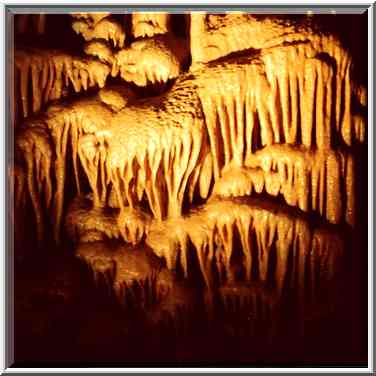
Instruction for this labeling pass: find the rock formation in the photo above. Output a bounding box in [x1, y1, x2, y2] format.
[11, 11, 367, 354]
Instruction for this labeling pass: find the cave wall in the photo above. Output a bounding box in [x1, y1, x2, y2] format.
[10, 11, 368, 365]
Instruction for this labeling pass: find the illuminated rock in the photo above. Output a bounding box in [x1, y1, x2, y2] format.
[12, 12, 366, 328]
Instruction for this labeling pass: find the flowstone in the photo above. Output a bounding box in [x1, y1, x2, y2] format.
[12, 11, 367, 362]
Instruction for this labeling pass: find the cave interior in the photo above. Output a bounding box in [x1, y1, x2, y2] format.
[10, 10, 368, 367]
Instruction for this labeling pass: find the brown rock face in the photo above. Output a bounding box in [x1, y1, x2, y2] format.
[11, 11, 367, 364]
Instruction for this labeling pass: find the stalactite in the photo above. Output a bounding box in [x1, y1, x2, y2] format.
[78, 134, 104, 208]
[15, 122, 53, 245]
[50, 115, 70, 243]
[146, 197, 344, 305]
[65, 195, 121, 242]
[14, 48, 110, 119]
[84, 40, 114, 65]
[71, 17, 126, 48]
[212, 145, 354, 225]
[196, 37, 365, 174]
[75, 239, 176, 308]
[67, 83, 206, 222]
[14, 93, 116, 243]
[117, 207, 151, 245]
[132, 12, 171, 38]
[199, 152, 213, 200]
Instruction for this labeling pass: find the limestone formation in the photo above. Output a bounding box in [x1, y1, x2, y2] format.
[12, 11, 367, 332]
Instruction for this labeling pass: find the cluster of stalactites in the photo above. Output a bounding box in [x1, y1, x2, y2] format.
[114, 34, 188, 87]
[15, 41, 365, 244]
[195, 42, 364, 225]
[10, 163, 27, 232]
[74, 12, 186, 88]
[146, 198, 343, 299]
[71, 12, 171, 45]
[14, 48, 111, 119]
[75, 239, 200, 324]
[71, 13, 126, 49]
[13, 14, 366, 245]
[14, 121, 53, 244]
[14, 94, 116, 244]
[65, 194, 342, 321]
[15, 80, 205, 244]
[132, 12, 171, 38]
[190, 12, 361, 71]
[214, 145, 355, 226]
[197, 42, 365, 172]
[65, 194, 152, 246]
[77, 109, 205, 221]
[14, 14, 186, 123]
